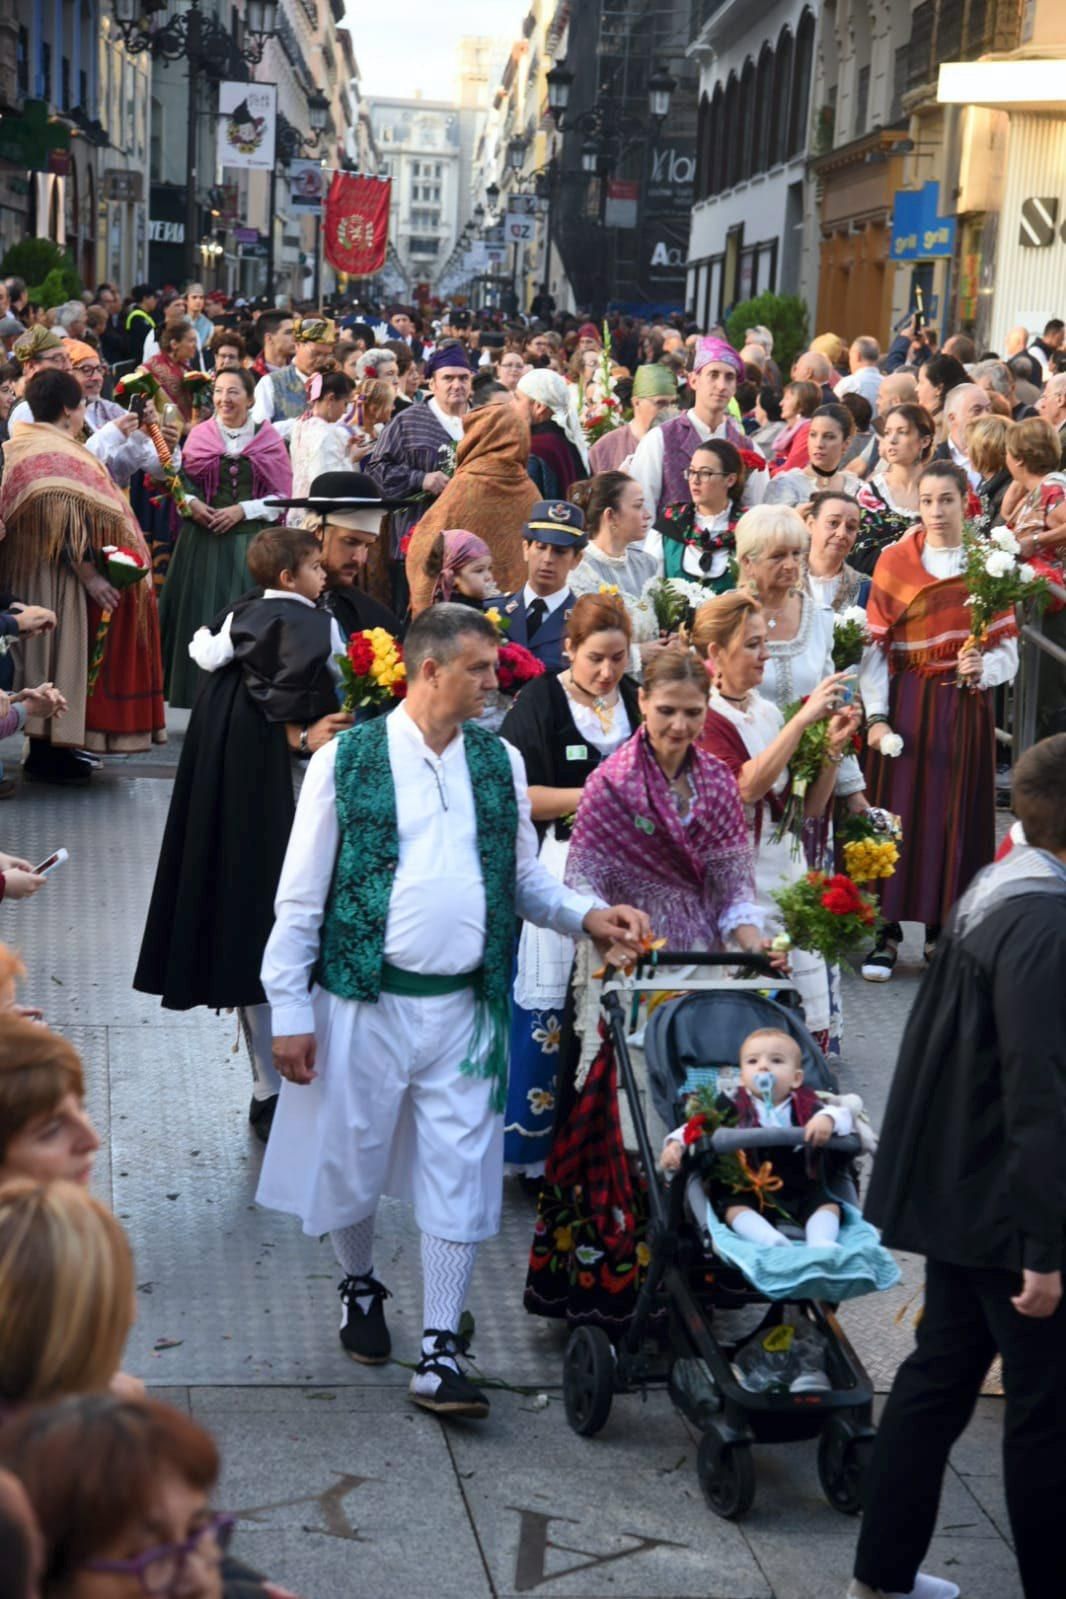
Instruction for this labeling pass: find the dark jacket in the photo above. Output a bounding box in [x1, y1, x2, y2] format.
[864, 871, 1066, 1275]
[231, 597, 338, 724]
[496, 587, 575, 674]
[499, 669, 642, 843]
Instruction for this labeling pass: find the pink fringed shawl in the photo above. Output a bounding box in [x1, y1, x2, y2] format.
[181, 418, 292, 505]
[565, 727, 758, 949]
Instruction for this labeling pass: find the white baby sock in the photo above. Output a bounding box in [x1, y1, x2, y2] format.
[805, 1207, 841, 1247]
[730, 1209, 791, 1247]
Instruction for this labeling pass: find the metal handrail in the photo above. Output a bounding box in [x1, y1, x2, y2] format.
[1009, 583, 1066, 762]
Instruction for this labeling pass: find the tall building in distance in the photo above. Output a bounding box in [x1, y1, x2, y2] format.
[370, 93, 475, 295]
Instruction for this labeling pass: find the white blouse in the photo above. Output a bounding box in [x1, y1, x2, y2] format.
[762, 593, 864, 798]
[568, 693, 632, 757]
[202, 417, 281, 526]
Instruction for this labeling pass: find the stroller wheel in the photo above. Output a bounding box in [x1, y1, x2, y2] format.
[817, 1419, 873, 1515]
[562, 1326, 614, 1437]
[697, 1427, 756, 1520]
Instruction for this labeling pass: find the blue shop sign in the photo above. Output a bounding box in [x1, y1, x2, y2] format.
[889, 182, 957, 261]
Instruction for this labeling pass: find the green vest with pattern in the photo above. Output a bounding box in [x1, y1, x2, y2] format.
[315, 713, 519, 1109]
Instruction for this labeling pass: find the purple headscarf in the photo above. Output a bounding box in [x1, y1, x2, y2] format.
[429, 528, 492, 603]
[565, 726, 758, 949]
[693, 336, 744, 378]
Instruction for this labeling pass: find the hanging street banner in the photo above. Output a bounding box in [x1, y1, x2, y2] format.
[323, 172, 391, 276]
[290, 159, 326, 214]
[504, 193, 538, 242]
[217, 81, 277, 171]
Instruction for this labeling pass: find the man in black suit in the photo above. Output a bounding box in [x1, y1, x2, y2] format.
[496, 500, 586, 674]
[267, 470, 405, 640]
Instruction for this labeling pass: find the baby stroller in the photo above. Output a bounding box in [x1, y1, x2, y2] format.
[560, 951, 881, 1521]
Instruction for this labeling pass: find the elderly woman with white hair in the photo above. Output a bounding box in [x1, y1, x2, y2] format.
[736, 502, 868, 804]
[515, 368, 589, 497]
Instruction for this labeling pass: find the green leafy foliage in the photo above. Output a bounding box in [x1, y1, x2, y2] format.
[0, 239, 82, 306]
[725, 293, 809, 374]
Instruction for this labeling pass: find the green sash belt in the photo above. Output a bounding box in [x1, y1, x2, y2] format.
[379, 962, 481, 998]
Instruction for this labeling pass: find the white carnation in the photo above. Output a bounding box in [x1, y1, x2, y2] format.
[989, 527, 1020, 554]
[1019, 563, 1036, 583]
[836, 605, 869, 629]
[880, 733, 904, 758]
[984, 549, 1015, 578]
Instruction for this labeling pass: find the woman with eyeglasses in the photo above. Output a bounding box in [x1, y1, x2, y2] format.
[6, 327, 73, 429]
[646, 438, 750, 593]
[65, 341, 182, 494]
[0, 1394, 296, 1598]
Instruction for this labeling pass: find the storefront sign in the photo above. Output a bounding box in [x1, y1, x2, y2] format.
[889, 182, 957, 260]
[604, 180, 638, 230]
[289, 160, 325, 214]
[1018, 196, 1066, 247]
[149, 219, 184, 243]
[105, 170, 143, 203]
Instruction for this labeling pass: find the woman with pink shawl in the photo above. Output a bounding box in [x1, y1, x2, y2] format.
[160, 367, 292, 707]
[565, 647, 763, 956]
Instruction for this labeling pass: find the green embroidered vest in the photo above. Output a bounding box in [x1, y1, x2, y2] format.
[316, 714, 519, 1110]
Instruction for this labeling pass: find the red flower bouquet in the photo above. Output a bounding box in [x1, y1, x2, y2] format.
[496, 639, 546, 695]
[87, 546, 151, 694]
[771, 870, 879, 965]
[337, 627, 406, 713]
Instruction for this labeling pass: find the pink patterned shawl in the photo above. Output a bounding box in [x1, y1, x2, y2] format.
[181, 418, 292, 505]
[565, 726, 758, 949]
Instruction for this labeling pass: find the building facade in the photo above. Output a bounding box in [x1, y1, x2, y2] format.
[0, 0, 150, 288]
[938, 0, 1066, 350]
[369, 96, 469, 295]
[550, 0, 698, 316]
[808, 0, 1024, 347]
[687, 0, 818, 329]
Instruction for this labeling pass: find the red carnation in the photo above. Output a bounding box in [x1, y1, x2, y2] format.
[497, 640, 546, 694]
[738, 449, 766, 475]
[820, 873, 864, 916]
[347, 633, 375, 675]
[683, 1114, 708, 1145]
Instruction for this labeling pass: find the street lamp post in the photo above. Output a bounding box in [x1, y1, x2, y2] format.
[266, 91, 330, 305]
[543, 56, 677, 314]
[111, 0, 278, 282]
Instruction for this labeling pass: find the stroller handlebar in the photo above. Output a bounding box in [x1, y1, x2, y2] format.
[708, 1127, 862, 1158]
[630, 950, 780, 980]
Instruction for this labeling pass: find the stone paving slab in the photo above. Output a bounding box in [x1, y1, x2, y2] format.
[0, 718, 1022, 1599]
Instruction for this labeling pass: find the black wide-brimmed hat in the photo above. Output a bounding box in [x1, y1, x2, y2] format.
[266, 470, 408, 514]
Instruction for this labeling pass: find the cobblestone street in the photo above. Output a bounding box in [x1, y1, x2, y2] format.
[4, 712, 1020, 1599]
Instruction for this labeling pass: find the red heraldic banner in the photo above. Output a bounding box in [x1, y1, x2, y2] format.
[323, 174, 391, 276]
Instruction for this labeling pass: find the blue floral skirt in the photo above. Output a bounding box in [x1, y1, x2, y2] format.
[503, 1000, 564, 1172]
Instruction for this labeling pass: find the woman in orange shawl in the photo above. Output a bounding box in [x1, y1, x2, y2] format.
[405, 404, 538, 614]
[0, 370, 165, 772]
[860, 459, 1017, 975]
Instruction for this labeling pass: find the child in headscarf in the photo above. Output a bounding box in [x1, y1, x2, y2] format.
[422, 530, 496, 607]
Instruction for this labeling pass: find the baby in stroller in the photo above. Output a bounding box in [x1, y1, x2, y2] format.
[661, 1026, 854, 1251]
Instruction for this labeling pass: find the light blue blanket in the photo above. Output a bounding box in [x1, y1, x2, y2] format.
[686, 1179, 900, 1303]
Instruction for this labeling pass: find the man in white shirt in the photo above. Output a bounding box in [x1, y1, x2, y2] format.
[251, 317, 336, 440]
[258, 604, 648, 1417]
[835, 337, 883, 408]
[937, 383, 991, 489]
[628, 336, 761, 524]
